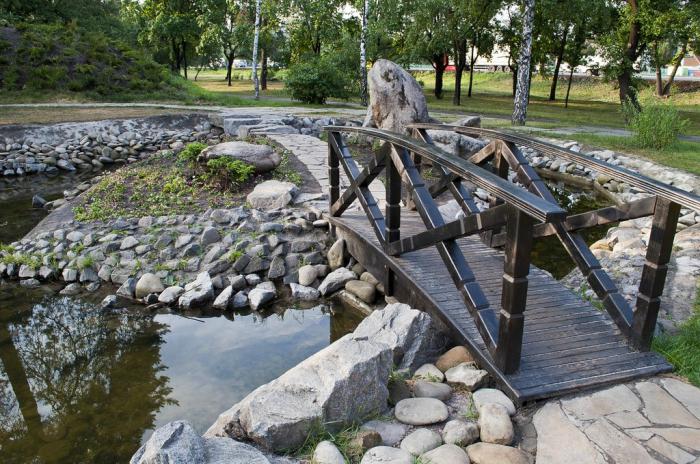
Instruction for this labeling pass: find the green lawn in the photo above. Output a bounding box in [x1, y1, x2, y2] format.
[654, 290, 700, 387]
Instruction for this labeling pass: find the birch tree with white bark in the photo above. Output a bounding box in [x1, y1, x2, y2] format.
[252, 0, 261, 99]
[512, 0, 534, 125]
[360, 0, 370, 106]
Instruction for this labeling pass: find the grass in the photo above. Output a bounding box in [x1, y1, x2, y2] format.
[0, 107, 201, 126]
[653, 290, 700, 387]
[520, 130, 700, 176]
[292, 420, 364, 463]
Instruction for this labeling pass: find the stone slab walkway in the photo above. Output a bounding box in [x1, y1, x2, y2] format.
[267, 133, 386, 211]
[533, 376, 700, 464]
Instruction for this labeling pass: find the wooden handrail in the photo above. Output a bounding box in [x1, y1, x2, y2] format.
[324, 126, 567, 223]
[408, 123, 700, 212]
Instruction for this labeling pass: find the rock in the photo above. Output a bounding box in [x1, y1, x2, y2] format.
[117, 277, 137, 299]
[201, 227, 221, 246]
[20, 278, 40, 288]
[120, 236, 139, 250]
[179, 272, 215, 309]
[62, 268, 78, 282]
[363, 59, 430, 134]
[445, 363, 488, 391]
[389, 378, 412, 405]
[204, 437, 271, 464]
[66, 231, 84, 242]
[267, 256, 286, 280]
[436, 346, 474, 372]
[32, 194, 46, 208]
[413, 380, 452, 401]
[289, 283, 320, 300]
[454, 116, 481, 127]
[533, 401, 603, 464]
[466, 443, 530, 464]
[360, 447, 413, 464]
[349, 429, 383, 455]
[400, 428, 443, 455]
[130, 420, 204, 464]
[312, 441, 345, 464]
[199, 141, 281, 173]
[297, 265, 318, 286]
[353, 303, 446, 371]
[159, 286, 184, 305]
[206, 334, 393, 452]
[318, 267, 357, 296]
[101, 294, 118, 309]
[231, 291, 248, 308]
[135, 273, 165, 299]
[248, 281, 277, 310]
[327, 239, 345, 269]
[414, 363, 445, 382]
[394, 398, 449, 426]
[472, 388, 516, 416]
[213, 286, 234, 310]
[60, 283, 82, 295]
[360, 420, 409, 447]
[478, 403, 513, 445]
[442, 419, 479, 446]
[247, 180, 298, 209]
[420, 444, 470, 464]
[345, 280, 376, 304]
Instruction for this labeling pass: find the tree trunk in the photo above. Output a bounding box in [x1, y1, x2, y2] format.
[453, 40, 466, 105]
[468, 44, 476, 97]
[549, 27, 568, 101]
[662, 41, 687, 95]
[565, 66, 574, 108]
[261, 49, 268, 90]
[512, 0, 535, 125]
[182, 39, 188, 80]
[360, 0, 369, 106]
[252, 0, 261, 100]
[618, 0, 641, 110]
[433, 53, 447, 99]
[653, 42, 664, 96]
[171, 38, 179, 72]
[226, 52, 234, 87]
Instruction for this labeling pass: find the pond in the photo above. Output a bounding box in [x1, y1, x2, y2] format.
[0, 284, 364, 463]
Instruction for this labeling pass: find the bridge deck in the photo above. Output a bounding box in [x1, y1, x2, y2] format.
[332, 212, 672, 403]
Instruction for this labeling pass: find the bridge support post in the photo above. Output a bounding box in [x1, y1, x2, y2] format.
[632, 198, 681, 351]
[495, 205, 534, 374]
[328, 141, 340, 210]
[384, 154, 402, 296]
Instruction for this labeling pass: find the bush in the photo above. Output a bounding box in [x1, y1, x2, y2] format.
[285, 56, 351, 104]
[205, 158, 255, 189]
[178, 142, 207, 165]
[623, 100, 689, 150]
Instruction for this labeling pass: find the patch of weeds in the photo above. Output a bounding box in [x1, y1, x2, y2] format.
[227, 250, 243, 262]
[414, 373, 443, 383]
[653, 290, 700, 387]
[0, 244, 16, 254]
[204, 157, 255, 189]
[177, 142, 207, 166]
[576, 283, 604, 312]
[77, 256, 94, 270]
[177, 259, 188, 271]
[463, 395, 479, 421]
[153, 262, 169, 272]
[291, 420, 363, 462]
[2, 253, 42, 269]
[72, 243, 86, 254]
[272, 151, 303, 186]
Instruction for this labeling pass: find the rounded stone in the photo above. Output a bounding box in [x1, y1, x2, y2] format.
[313, 440, 345, 464]
[199, 141, 281, 172]
[360, 446, 413, 464]
[420, 444, 470, 464]
[345, 279, 376, 304]
[472, 388, 516, 416]
[413, 380, 452, 401]
[466, 442, 530, 464]
[400, 428, 443, 455]
[445, 363, 488, 391]
[414, 363, 445, 382]
[360, 420, 409, 446]
[298, 264, 318, 286]
[478, 403, 514, 445]
[442, 419, 479, 446]
[135, 273, 165, 298]
[395, 398, 449, 426]
[436, 346, 474, 372]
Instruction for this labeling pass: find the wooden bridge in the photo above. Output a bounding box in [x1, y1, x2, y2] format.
[324, 123, 700, 403]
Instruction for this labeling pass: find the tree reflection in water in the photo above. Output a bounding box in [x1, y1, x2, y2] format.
[0, 290, 173, 463]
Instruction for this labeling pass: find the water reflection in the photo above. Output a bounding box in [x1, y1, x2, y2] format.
[0, 286, 362, 463]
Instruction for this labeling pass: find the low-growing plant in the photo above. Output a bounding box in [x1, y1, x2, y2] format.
[227, 250, 244, 262]
[272, 152, 303, 186]
[285, 55, 351, 104]
[204, 157, 255, 189]
[623, 99, 690, 150]
[178, 142, 208, 165]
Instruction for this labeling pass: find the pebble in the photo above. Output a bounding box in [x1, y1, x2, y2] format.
[360, 446, 413, 464]
[478, 403, 514, 445]
[445, 363, 488, 391]
[472, 388, 516, 416]
[394, 398, 449, 426]
[420, 444, 470, 464]
[414, 363, 445, 382]
[312, 440, 345, 464]
[400, 428, 443, 455]
[413, 380, 452, 401]
[442, 419, 479, 446]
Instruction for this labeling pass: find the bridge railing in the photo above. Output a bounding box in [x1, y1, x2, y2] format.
[408, 123, 700, 354]
[325, 126, 566, 373]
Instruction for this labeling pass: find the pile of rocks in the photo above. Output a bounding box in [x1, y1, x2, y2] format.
[212, 112, 361, 139]
[0, 114, 222, 177]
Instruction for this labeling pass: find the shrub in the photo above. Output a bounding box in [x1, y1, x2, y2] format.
[285, 56, 351, 104]
[178, 142, 207, 165]
[623, 100, 689, 150]
[205, 158, 255, 189]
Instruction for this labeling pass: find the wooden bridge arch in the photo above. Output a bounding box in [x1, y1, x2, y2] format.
[324, 123, 700, 402]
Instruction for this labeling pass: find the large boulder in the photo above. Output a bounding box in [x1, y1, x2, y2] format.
[131, 420, 271, 464]
[247, 180, 299, 210]
[353, 303, 447, 372]
[179, 272, 215, 309]
[199, 141, 281, 173]
[363, 59, 430, 134]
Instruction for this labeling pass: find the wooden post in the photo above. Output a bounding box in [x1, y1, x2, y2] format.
[495, 205, 534, 374]
[632, 198, 681, 350]
[384, 152, 402, 296]
[328, 133, 340, 214]
[483, 142, 509, 246]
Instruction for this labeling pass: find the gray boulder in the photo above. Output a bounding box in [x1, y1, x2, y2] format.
[179, 272, 215, 309]
[363, 59, 430, 134]
[135, 273, 165, 299]
[159, 286, 184, 305]
[248, 281, 277, 310]
[199, 141, 281, 173]
[247, 180, 299, 210]
[318, 268, 357, 296]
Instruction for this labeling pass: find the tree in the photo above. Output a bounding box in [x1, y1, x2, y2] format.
[284, 0, 345, 58]
[360, 0, 370, 106]
[512, 0, 535, 125]
[498, 5, 524, 97]
[252, 0, 261, 99]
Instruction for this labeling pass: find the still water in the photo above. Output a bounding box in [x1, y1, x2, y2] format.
[0, 284, 363, 463]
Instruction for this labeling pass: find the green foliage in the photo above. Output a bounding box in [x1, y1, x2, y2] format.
[205, 158, 255, 189]
[272, 152, 303, 186]
[623, 100, 689, 150]
[227, 250, 243, 263]
[653, 292, 700, 387]
[285, 55, 351, 104]
[177, 142, 207, 165]
[292, 420, 363, 462]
